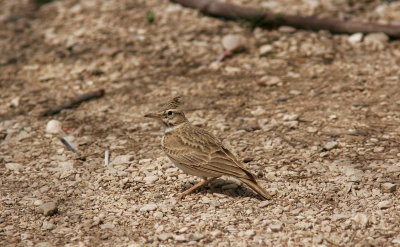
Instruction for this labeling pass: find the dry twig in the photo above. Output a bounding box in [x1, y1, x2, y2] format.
[42, 89, 105, 116]
[171, 0, 400, 38]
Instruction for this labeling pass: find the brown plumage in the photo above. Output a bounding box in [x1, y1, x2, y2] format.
[144, 97, 271, 200]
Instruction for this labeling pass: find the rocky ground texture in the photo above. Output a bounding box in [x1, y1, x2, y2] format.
[1, 0, 400, 246]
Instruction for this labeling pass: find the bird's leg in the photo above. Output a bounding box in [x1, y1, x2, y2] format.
[178, 177, 217, 199]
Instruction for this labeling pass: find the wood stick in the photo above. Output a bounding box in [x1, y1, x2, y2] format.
[171, 0, 400, 38]
[42, 89, 105, 116]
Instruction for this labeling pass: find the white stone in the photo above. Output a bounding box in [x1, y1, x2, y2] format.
[245, 229, 255, 237]
[179, 227, 188, 233]
[259, 201, 270, 208]
[365, 32, 389, 43]
[139, 203, 158, 212]
[138, 158, 152, 164]
[188, 233, 204, 241]
[201, 196, 211, 203]
[34, 200, 44, 206]
[210, 230, 222, 237]
[279, 26, 296, 33]
[259, 75, 280, 86]
[5, 163, 23, 171]
[46, 120, 62, 134]
[251, 106, 266, 116]
[393, 237, 400, 244]
[144, 175, 159, 184]
[307, 127, 318, 133]
[282, 113, 299, 121]
[158, 233, 172, 241]
[378, 200, 392, 209]
[364, 32, 389, 50]
[222, 34, 246, 52]
[174, 235, 186, 242]
[270, 224, 282, 232]
[35, 242, 54, 247]
[224, 66, 241, 74]
[289, 90, 301, 95]
[42, 221, 55, 230]
[381, 183, 396, 193]
[11, 97, 20, 107]
[153, 211, 163, 219]
[324, 141, 338, 150]
[259, 44, 273, 55]
[348, 33, 363, 44]
[111, 155, 133, 165]
[332, 214, 349, 221]
[352, 213, 369, 228]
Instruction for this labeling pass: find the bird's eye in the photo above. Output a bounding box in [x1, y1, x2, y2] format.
[167, 111, 173, 116]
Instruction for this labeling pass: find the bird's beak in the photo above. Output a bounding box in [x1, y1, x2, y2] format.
[144, 112, 161, 119]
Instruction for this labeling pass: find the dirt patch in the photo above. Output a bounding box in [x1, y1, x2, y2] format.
[1, 0, 400, 246]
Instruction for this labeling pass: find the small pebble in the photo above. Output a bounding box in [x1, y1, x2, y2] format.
[373, 146, 384, 153]
[153, 211, 163, 219]
[34, 200, 44, 206]
[259, 44, 273, 55]
[139, 203, 158, 212]
[158, 233, 172, 241]
[111, 155, 134, 165]
[324, 141, 338, 151]
[289, 90, 301, 95]
[259, 75, 280, 86]
[381, 183, 396, 193]
[244, 230, 255, 237]
[39, 202, 58, 216]
[35, 242, 54, 247]
[188, 233, 204, 241]
[58, 161, 74, 170]
[46, 120, 62, 134]
[210, 230, 222, 237]
[282, 113, 299, 121]
[378, 200, 392, 209]
[222, 34, 246, 52]
[251, 106, 266, 116]
[352, 213, 369, 228]
[11, 97, 20, 107]
[259, 201, 270, 208]
[348, 33, 363, 44]
[364, 32, 389, 43]
[41, 221, 55, 230]
[270, 224, 282, 232]
[144, 175, 159, 184]
[5, 163, 23, 171]
[278, 26, 296, 33]
[174, 235, 186, 242]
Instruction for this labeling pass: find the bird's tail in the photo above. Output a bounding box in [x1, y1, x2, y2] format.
[239, 177, 271, 200]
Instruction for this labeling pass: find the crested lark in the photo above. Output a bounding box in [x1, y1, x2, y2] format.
[144, 96, 271, 200]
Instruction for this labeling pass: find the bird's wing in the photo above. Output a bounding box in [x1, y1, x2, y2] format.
[163, 127, 253, 179]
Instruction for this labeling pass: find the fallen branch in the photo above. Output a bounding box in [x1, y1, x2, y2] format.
[42, 89, 105, 116]
[171, 0, 400, 39]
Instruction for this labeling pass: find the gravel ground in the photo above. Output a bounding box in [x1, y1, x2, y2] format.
[1, 0, 400, 246]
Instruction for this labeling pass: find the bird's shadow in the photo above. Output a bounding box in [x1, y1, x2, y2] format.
[181, 178, 265, 201]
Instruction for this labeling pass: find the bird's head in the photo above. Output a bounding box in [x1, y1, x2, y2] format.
[144, 108, 188, 129]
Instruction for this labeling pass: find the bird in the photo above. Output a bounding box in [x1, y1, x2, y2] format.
[144, 96, 271, 200]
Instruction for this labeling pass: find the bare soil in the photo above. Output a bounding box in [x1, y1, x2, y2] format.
[1, 0, 400, 246]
